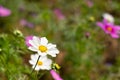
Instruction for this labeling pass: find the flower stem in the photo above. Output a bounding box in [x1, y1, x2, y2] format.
[30, 55, 41, 74]
[24, 55, 40, 80]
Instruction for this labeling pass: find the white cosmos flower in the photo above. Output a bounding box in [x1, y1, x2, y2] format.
[28, 36, 59, 57]
[29, 54, 52, 71]
[103, 13, 114, 23]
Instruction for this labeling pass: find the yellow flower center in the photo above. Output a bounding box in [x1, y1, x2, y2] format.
[38, 45, 47, 52]
[37, 61, 43, 66]
[107, 27, 112, 32]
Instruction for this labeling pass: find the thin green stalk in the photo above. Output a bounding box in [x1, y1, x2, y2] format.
[30, 55, 41, 74]
[24, 55, 41, 80]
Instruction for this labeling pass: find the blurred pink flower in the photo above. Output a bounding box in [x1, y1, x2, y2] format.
[25, 36, 33, 47]
[85, 0, 93, 8]
[20, 19, 27, 26]
[27, 22, 34, 28]
[96, 19, 120, 38]
[0, 5, 11, 17]
[20, 19, 34, 28]
[85, 32, 90, 38]
[54, 9, 65, 20]
[50, 70, 63, 80]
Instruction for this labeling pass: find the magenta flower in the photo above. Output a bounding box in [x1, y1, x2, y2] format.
[0, 5, 11, 17]
[50, 70, 63, 80]
[25, 36, 33, 47]
[53, 9, 65, 20]
[96, 19, 120, 38]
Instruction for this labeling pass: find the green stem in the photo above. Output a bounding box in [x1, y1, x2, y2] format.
[25, 55, 41, 80]
[30, 55, 41, 74]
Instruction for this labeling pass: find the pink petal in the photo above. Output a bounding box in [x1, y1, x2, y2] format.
[103, 19, 108, 24]
[115, 26, 120, 30]
[20, 19, 27, 26]
[25, 36, 33, 47]
[86, 0, 93, 8]
[113, 26, 120, 35]
[96, 22, 105, 30]
[54, 9, 65, 20]
[111, 33, 119, 38]
[50, 70, 63, 80]
[0, 6, 11, 17]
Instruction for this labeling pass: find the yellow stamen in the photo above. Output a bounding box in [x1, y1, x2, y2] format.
[107, 27, 112, 32]
[55, 63, 61, 69]
[37, 61, 43, 66]
[39, 45, 47, 52]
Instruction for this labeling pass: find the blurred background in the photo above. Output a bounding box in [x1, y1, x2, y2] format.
[1, 0, 120, 80]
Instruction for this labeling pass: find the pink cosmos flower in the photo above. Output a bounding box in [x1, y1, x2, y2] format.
[85, 0, 93, 8]
[53, 9, 65, 20]
[20, 19, 34, 28]
[0, 5, 11, 17]
[96, 19, 120, 38]
[25, 36, 33, 47]
[50, 70, 63, 80]
[27, 22, 34, 28]
[20, 19, 27, 26]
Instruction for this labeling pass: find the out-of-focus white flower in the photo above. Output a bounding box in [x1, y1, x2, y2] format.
[28, 36, 59, 57]
[103, 13, 114, 23]
[29, 54, 52, 71]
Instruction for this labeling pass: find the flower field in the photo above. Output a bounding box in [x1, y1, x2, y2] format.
[1, 0, 120, 80]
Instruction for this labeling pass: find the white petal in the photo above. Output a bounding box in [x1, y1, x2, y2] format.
[32, 36, 41, 46]
[40, 56, 47, 60]
[47, 43, 56, 49]
[42, 57, 52, 65]
[38, 51, 47, 56]
[34, 54, 40, 61]
[29, 40, 38, 49]
[31, 54, 36, 60]
[40, 37, 48, 45]
[29, 54, 40, 65]
[47, 48, 59, 57]
[41, 62, 52, 70]
[48, 48, 59, 54]
[41, 66, 51, 70]
[28, 46, 38, 52]
[103, 13, 114, 23]
[30, 56, 52, 70]
[44, 59, 52, 65]
[34, 66, 40, 71]
[29, 60, 35, 65]
[51, 54, 56, 57]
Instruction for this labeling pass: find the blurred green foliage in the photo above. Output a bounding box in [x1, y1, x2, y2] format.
[1, 0, 120, 80]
